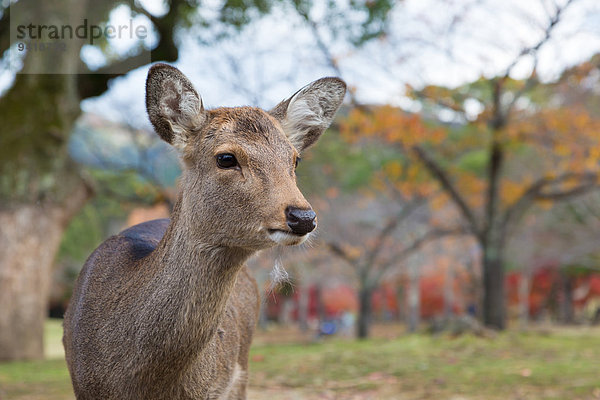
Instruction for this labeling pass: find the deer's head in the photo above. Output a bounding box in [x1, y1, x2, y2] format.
[146, 64, 346, 250]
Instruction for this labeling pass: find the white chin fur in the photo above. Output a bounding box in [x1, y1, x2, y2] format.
[268, 230, 308, 246]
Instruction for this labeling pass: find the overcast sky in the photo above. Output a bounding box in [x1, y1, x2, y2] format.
[3, 0, 600, 128]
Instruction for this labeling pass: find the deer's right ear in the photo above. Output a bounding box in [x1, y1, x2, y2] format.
[146, 63, 206, 152]
[269, 77, 346, 152]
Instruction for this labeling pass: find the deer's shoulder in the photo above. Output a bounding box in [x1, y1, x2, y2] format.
[117, 218, 170, 260]
[79, 218, 170, 283]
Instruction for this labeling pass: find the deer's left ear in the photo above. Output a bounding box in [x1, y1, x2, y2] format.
[146, 63, 206, 153]
[270, 77, 346, 152]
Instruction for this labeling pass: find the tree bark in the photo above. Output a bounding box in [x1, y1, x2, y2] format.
[0, 185, 89, 360]
[0, 0, 254, 362]
[315, 284, 325, 322]
[482, 244, 506, 330]
[518, 267, 531, 329]
[558, 269, 575, 324]
[444, 263, 454, 319]
[407, 262, 420, 333]
[395, 283, 405, 322]
[0, 0, 86, 361]
[356, 286, 373, 339]
[298, 284, 309, 332]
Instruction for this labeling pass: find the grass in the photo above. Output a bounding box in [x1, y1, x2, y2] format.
[0, 320, 71, 400]
[248, 329, 600, 399]
[1, 321, 600, 399]
[44, 319, 65, 359]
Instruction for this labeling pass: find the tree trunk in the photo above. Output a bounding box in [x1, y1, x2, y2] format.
[0, 0, 94, 361]
[298, 284, 309, 332]
[518, 267, 531, 329]
[0, 185, 89, 360]
[0, 73, 85, 360]
[558, 269, 575, 324]
[356, 286, 373, 339]
[395, 282, 405, 322]
[278, 298, 294, 325]
[0, 0, 186, 362]
[482, 245, 506, 330]
[464, 257, 481, 319]
[444, 263, 454, 319]
[315, 284, 325, 322]
[407, 262, 420, 333]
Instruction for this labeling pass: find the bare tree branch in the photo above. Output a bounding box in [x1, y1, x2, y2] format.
[363, 198, 424, 270]
[294, 7, 367, 109]
[77, 53, 155, 99]
[413, 145, 482, 239]
[371, 226, 469, 286]
[502, 172, 599, 232]
[412, 90, 468, 117]
[501, 0, 576, 79]
[130, 3, 159, 26]
[492, 0, 575, 127]
[504, 56, 539, 117]
[390, 227, 468, 264]
[325, 241, 358, 270]
[297, 10, 342, 77]
[77, 0, 185, 99]
[536, 182, 600, 201]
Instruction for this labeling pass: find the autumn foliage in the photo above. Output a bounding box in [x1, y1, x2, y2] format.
[339, 54, 600, 329]
[341, 58, 600, 219]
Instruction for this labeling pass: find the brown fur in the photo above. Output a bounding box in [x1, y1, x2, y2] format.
[63, 64, 345, 399]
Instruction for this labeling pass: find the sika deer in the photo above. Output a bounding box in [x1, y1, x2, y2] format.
[62, 64, 346, 399]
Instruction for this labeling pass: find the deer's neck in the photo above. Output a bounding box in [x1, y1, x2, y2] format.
[138, 197, 253, 371]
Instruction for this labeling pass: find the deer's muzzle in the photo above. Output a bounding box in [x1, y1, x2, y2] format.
[285, 207, 316, 235]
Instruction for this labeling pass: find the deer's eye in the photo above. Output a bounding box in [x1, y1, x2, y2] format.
[216, 153, 239, 169]
[295, 157, 302, 169]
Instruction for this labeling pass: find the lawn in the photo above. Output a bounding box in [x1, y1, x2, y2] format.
[1, 320, 599, 400]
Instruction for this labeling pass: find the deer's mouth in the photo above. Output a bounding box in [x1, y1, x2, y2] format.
[267, 229, 308, 246]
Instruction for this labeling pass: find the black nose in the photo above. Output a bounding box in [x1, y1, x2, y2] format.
[285, 207, 316, 235]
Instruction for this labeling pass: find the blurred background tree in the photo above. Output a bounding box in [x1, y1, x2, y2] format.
[0, 0, 397, 360]
[339, 2, 600, 330]
[341, 51, 600, 330]
[0, 0, 202, 361]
